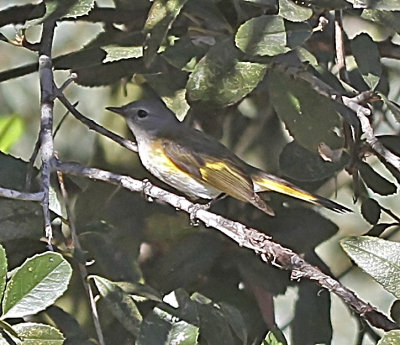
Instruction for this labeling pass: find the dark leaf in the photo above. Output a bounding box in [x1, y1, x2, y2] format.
[358, 161, 397, 195]
[292, 280, 332, 345]
[91, 275, 143, 336]
[279, 141, 348, 182]
[361, 198, 381, 225]
[390, 300, 400, 325]
[351, 33, 381, 89]
[268, 70, 343, 151]
[367, 223, 396, 236]
[295, 0, 350, 9]
[0, 3, 45, 27]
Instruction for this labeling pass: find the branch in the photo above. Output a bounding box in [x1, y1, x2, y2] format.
[0, 186, 43, 201]
[38, 20, 56, 247]
[54, 159, 398, 332]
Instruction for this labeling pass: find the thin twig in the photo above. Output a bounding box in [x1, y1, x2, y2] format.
[55, 160, 399, 332]
[56, 171, 106, 345]
[0, 187, 43, 201]
[334, 10, 349, 82]
[55, 88, 138, 152]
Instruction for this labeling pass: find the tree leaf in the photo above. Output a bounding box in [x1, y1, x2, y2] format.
[45, 0, 95, 19]
[0, 245, 7, 304]
[0, 115, 24, 153]
[358, 161, 397, 195]
[279, 141, 348, 181]
[362, 10, 400, 33]
[377, 94, 400, 123]
[351, 33, 381, 89]
[348, 0, 400, 10]
[378, 330, 400, 345]
[361, 198, 381, 225]
[2, 252, 72, 319]
[12, 322, 64, 345]
[292, 279, 332, 345]
[103, 46, 143, 63]
[278, 0, 313, 22]
[186, 39, 267, 107]
[220, 302, 248, 344]
[341, 236, 400, 299]
[91, 275, 143, 336]
[264, 326, 288, 345]
[367, 223, 396, 237]
[143, 0, 189, 67]
[268, 70, 343, 151]
[137, 306, 199, 345]
[235, 15, 311, 56]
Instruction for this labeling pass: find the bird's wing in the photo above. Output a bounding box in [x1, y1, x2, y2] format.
[162, 138, 274, 215]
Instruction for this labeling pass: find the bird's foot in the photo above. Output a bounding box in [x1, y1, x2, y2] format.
[188, 202, 211, 226]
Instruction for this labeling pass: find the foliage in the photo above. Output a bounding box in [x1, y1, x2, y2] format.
[0, 243, 70, 344]
[0, 0, 400, 344]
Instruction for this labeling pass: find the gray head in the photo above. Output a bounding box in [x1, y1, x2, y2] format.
[107, 99, 179, 138]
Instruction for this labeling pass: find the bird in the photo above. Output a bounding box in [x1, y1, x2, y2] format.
[107, 99, 351, 216]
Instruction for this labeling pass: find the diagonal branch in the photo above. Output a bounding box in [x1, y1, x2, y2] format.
[54, 159, 399, 332]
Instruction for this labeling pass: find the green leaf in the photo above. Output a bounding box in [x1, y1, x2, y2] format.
[264, 326, 287, 345]
[103, 46, 143, 63]
[235, 15, 311, 56]
[0, 115, 24, 152]
[278, 0, 313, 22]
[0, 245, 7, 304]
[358, 161, 397, 195]
[137, 306, 199, 345]
[348, 0, 400, 11]
[361, 198, 381, 225]
[143, 0, 189, 67]
[186, 40, 268, 107]
[268, 70, 343, 151]
[45, 0, 95, 19]
[91, 275, 143, 336]
[2, 252, 72, 319]
[13, 322, 64, 345]
[341, 236, 400, 299]
[362, 10, 400, 33]
[351, 33, 381, 89]
[378, 330, 400, 345]
[378, 93, 400, 122]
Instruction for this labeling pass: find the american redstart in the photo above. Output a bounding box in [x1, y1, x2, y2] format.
[107, 99, 351, 215]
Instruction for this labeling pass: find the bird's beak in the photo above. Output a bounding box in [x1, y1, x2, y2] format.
[106, 106, 127, 118]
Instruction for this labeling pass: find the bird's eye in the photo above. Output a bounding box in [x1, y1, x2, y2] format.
[137, 109, 148, 118]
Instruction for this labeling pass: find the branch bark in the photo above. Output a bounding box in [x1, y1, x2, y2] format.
[55, 159, 399, 332]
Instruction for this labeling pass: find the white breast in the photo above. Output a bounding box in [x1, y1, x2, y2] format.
[137, 138, 220, 200]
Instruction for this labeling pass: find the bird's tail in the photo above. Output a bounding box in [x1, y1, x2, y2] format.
[251, 170, 351, 213]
